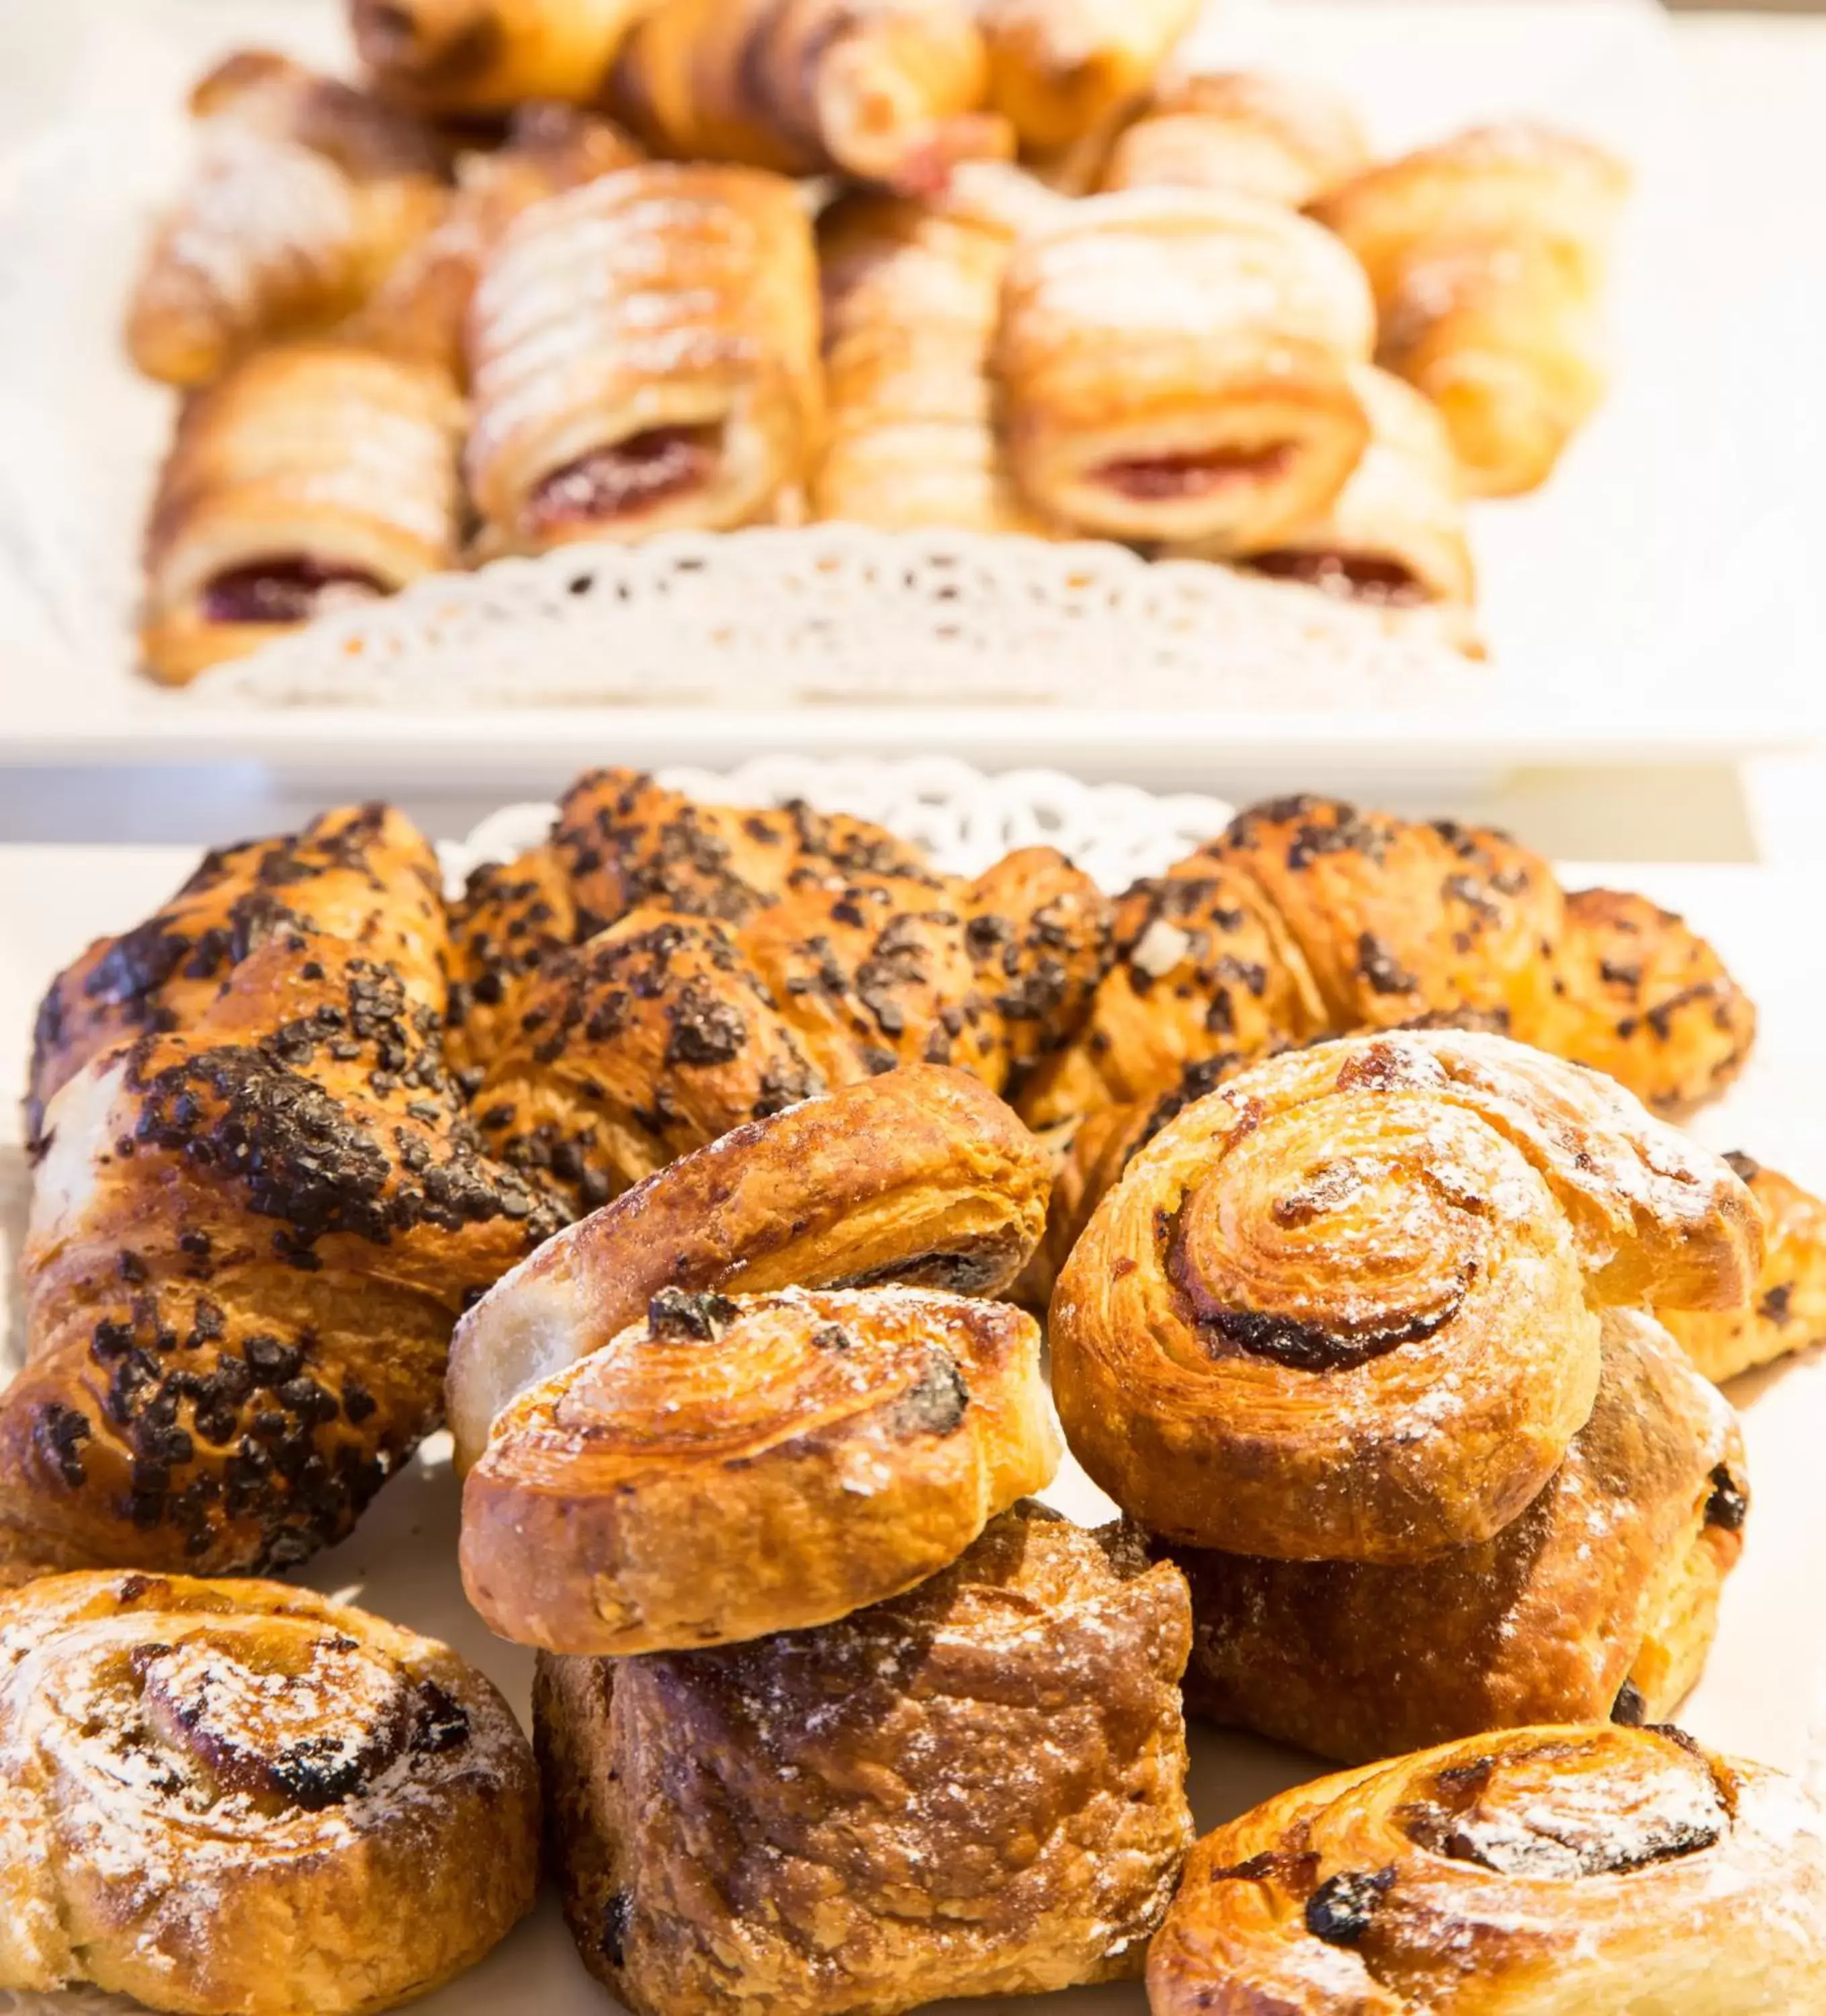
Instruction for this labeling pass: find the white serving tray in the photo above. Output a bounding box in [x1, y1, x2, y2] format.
[0, 0, 1814, 786]
[2, 757, 1825, 2013]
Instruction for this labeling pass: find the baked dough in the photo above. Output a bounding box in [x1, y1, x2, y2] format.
[979, 0, 1201, 153]
[351, 0, 652, 110]
[1100, 69, 1368, 207]
[442, 843, 579, 1082]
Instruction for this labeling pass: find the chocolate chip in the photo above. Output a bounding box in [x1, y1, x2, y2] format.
[810, 1323, 853, 1352]
[1304, 1869, 1393, 1945]
[890, 1349, 969, 1437]
[648, 1287, 739, 1343]
[1612, 1680, 1647, 1725]
[600, 1891, 633, 1967]
[1704, 1464, 1748, 1533]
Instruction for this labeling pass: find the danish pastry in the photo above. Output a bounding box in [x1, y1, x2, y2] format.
[995, 188, 1375, 548]
[1049, 1027, 1760, 1559]
[352, 0, 650, 110]
[1167, 1308, 1748, 1763]
[978, 0, 1201, 153]
[1149, 1723, 1826, 2014]
[0, 1570, 538, 2015]
[466, 164, 820, 550]
[535, 1503, 1194, 2013]
[442, 843, 579, 1082]
[462, 1285, 1058, 1651]
[1099, 69, 1369, 208]
[445, 1062, 1051, 1470]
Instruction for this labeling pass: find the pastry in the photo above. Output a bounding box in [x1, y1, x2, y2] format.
[536, 1503, 1194, 2013]
[126, 51, 448, 389]
[4, 935, 561, 1581]
[443, 843, 579, 1082]
[1166, 1308, 1749, 1762]
[1662, 1152, 1826, 1384]
[351, 0, 652, 110]
[1149, 1723, 1826, 2014]
[1049, 1027, 1761, 1559]
[27, 801, 449, 1139]
[462, 1283, 1058, 1651]
[140, 342, 466, 685]
[609, 0, 1008, 192]
[465, 164, 820, 550]
[1099, 69, 1369, 208]
[0, 1570, 538, 2014]
[445, 1062, 1051, 1470]
[1313, 122, 1631, 496]
[978, 0, 1201, 154]
[995, 188, 1375, 548]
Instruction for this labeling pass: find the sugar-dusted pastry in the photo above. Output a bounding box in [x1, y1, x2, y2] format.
[351, 0, 652, 110]
[1149, 1723, 1826, 2014]
[1099, 69, 1369, 207]
[1050, 1028, 1760, 1560]
[27, 801, 449, 1138]
[466, 164, 820, 550]
[1313, 122, 1631, 496]
[443, 843, 579, 1083]
[445, 1063, 1051, 1470]
[1663, 1152, 1826, 1384]
[978, 0, 1201, 153]
[127, 50, 448, 388]
[4, 936, 561, 1581]
[0, 1570, 539, 2015]
[537, 1503, 1194, 2012]
[609, 0, 1008, 192]
[141, 343, 465, 685]
[995, 188, 1375, 548]
[463, 1286, 1058, 1651]
[1168, 1308, 1748, 1763]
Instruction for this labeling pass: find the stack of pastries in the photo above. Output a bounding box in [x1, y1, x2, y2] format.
[127, 0, 1631, 683]
[7, 768, 1826, 2013]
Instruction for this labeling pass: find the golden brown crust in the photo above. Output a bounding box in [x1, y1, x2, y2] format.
[441, 843, 578, 1082]
[1148, 1724, 1826, 2015]
[0, 1570, 538, 2013]
[1049, 1028, 1760, 1560]
[462, 1285, 1059, 1652]
[353, 0, 651, 110]
[980, 0, 1201, 152]
[1100, 69, 1369, 207]
[1167, 1308, 1747, 1763]
[444, 1062, 1051, 1470]
[535, 1502, 1194, 2014]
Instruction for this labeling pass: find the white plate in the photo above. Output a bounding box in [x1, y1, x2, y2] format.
[2, 757, 1825, 2013]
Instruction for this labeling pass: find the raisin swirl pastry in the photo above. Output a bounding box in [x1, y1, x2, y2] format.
[0, 1570, 538, 2015]
[126, 51, 449, 389]
[351, 0, 652, 111]
[1099, 69, 1369, 208]
[445, 1062, 1051, 1470]
[4, 935, 561, 1582]
[462, 1285, 1059, 1652]
[1166, 1308, 1749, 1764]
[977, 0, 1201, 153]
[536, 1503, 1193, 2015]
[995, 187, 1375, 550]
[1049, 1028, 1760, 1560]
[466, 164, 819, 552]
[1149, 1724, 1826, 2015]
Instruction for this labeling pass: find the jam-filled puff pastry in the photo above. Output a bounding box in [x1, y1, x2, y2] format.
[351, 0, 652, 112]
[1099, 69, 1369, 208]
[978, 0, 1201, 153]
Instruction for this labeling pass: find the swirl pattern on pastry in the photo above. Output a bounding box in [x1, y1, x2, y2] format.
[351, 0, 651, 111]
[978, 0, 1200, 153]
[462, 1284, 1059, 1652]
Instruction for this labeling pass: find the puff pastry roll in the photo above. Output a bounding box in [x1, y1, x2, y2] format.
[141, 343, 465, 685]
[995, 188, 1375, 548]
[1168, 1308, 1748, 1763]
[127, 51, 447, 389]
[445, 1063, 1051, 1470]
[1313, 122, 1630, 496]
[537, 1504, 1194, 2014]
[1150, 1723, 1826, 2015]
[466, 165, 819, 550]
[1100, 69, 1369, 207]
[609, 0, 1007, 192]
[352, 0, 652, 110]
[978, 0, 1201, 153]
[1049, 1028, 1760, 1560]
[0, 1571, 539, 2014]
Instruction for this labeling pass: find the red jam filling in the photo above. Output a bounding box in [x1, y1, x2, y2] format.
[529, 427, 720, 530]
[1250, 549, 1428, 607]
[202, 560, 388, 626]
[1092, 444, 1294, 501]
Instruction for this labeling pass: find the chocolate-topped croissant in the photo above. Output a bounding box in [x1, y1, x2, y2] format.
[351, 0, 652, 111]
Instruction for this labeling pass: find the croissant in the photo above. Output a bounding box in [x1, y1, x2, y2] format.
[351, 0, 651, 110]
[1049, 1028, 1760, 1560]
[995, 188, 1375, 548]
[141, 342, 466, 684]
[4, 934, 561, 1581]
[1313, 122, 1630, 496]
[465, 164, 820, 551]
[0, 1570, 539, 2015]
[536, 1503, 1194, 2015]
[28, 800, 449, 1139]
[126, 51, 448, 389]
[977, 0, 1201, 153]
[609, 0, 1008, 192]
[1099, 69, 1369, 207]
[445, 1062, 1051, 1470]
[443, 843, 579, 1083]
[1166, 1307, 1748, 1763]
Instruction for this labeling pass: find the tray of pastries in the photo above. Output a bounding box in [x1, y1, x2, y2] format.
[2, 756, 1824, 2012]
